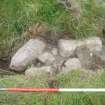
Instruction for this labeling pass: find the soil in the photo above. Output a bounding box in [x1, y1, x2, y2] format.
[0, 57, 16, 75]
[0, 58, 10, 70]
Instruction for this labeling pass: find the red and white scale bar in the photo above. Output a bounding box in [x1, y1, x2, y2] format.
[0, 88, 105, 92]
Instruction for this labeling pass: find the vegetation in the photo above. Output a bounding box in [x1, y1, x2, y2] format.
[0, 70, 105, 105]
[0, 0, 105, 104]
[0, 0, 105, 58]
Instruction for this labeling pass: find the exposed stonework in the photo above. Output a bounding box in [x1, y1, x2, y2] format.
[10, 36, 104, 75]
[38, 51, 55, 65]
[25, 66, 51, 77]
[10, 38, 46, 72]
[62, 58, 82, 72]
[58, 39, 78, 57]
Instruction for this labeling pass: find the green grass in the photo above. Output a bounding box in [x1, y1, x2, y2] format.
[0, 1, 105, 104]
[0, 0, 105, 38]
[0, 70, 105, 105]
[0, 0, 105, 58]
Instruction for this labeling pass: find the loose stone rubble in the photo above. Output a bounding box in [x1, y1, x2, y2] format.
[10, 36, 104, 76]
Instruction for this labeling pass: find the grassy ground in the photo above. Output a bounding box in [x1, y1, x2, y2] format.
[0, 0, 105, 58]
[0, 0, 105, 105]
[0, 0, 105, 38]
[0, 70, 105, 105]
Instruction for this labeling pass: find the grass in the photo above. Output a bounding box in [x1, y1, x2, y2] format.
[0, 0, 105, 58]
[0, 70, 105, 105]
[0, 0, 105, 37]
[0, 1, 105, 104]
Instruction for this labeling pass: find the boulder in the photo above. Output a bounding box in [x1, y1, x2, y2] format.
[10, 39, 46, 72]
[38, 52, 55, 65]
[76, 46, 94, 70]
[62, 58, 82, 72]
[58, 39, 78, 57]
[51, 48, 58, 56]
[76, 45, 105, 70]
[25, 66, 51, 77]
[85, 37, 102, 52]
[57, 37, 102, 58]
[92, 50, 105, 69]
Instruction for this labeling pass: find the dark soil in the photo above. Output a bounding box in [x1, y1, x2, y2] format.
[0, 58, 10, 70]
[0, 57, 16, 75]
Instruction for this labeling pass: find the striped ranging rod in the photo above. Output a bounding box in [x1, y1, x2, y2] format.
[0, 88, 105, 92]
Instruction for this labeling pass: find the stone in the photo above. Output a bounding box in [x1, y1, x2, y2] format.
[10, 39, 46, 72]
[76, 46, 94, 70]
[85, 37, 102, 52]
[51, 48, 58, 56]
[51, 55, 66, 75]
[58, 37, 102, 58]
[92, 50, 105, 69]
[76, 45, 105, 70]
[38, 52, 55, 65]
[25, 66, 51, 77]
[58, 39, 78, 57]
[62, 58, 81, 72]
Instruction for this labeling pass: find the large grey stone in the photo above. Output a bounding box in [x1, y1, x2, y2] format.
[58, 39, 78, 57]
[58, 37, 102, 58]
[51, 48, 58, 56]
[85, 37, 102, 52]
[10, 39, 46, 72]
[92, 50, 105, 69]
[38, 52, 55, 65]
[76, 46, 94, 70]
[25, 66, 51, 77]
[62, 58, 82, 72]
[76, 45, 105, 70]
